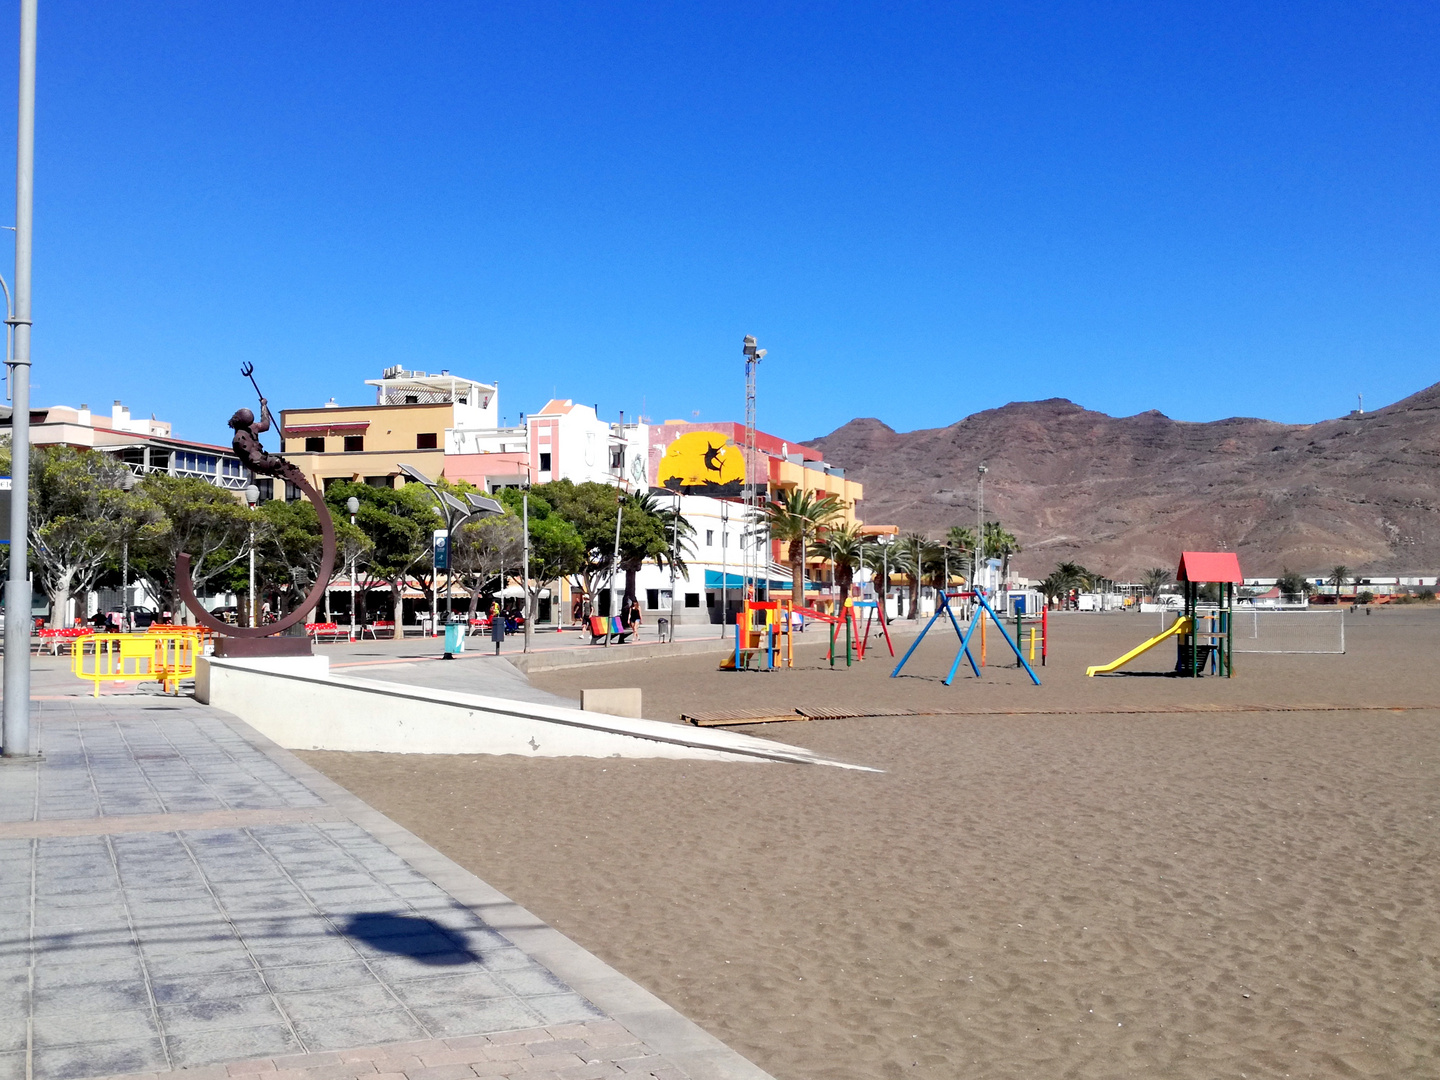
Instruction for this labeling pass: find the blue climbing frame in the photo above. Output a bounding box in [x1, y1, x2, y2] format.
[890, 589, 1042, 686]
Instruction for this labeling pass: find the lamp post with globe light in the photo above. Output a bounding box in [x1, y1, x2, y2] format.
[346, 496, 360, 641]
[244, 484, 260, 627]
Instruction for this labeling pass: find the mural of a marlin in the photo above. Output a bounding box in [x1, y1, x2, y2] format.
[703, 443, 724, 472]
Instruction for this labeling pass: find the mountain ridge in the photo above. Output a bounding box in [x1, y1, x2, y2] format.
[805, 382, 1440, 579]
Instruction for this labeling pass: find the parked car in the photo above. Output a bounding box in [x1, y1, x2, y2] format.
[127, 607, 158, 628]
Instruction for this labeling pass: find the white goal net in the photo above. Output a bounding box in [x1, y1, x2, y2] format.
[1231, 609, 1346, 654]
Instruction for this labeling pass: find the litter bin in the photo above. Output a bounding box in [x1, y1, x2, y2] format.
[657, 616, 671, 643]
[443, 620, 466, 655]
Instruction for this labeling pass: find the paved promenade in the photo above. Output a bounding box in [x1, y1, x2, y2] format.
[0, 693, 772, 1080]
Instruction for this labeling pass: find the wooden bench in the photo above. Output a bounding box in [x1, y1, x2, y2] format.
[588, 615, 632, 645]
[305, 622, 350, 643]
[35, 627, 92, 655]
[366, 621, 397, 639]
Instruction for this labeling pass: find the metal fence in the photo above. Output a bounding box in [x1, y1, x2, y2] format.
[1232, 609, 1345, 654]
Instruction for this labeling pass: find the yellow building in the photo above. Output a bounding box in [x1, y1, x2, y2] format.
[279, 368, 497, 491]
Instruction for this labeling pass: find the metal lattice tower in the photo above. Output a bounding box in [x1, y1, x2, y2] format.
[741, 336, 765, 599]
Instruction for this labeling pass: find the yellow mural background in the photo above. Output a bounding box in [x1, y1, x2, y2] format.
[657, 431, 744, 490]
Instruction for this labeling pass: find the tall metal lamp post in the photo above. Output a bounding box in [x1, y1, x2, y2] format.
[244, 485, 260, 628]
[3, 0, 39, 758]
[397, 464, 502, 658]
[975, 463, 987, 602]
[346, 496, 360, 641]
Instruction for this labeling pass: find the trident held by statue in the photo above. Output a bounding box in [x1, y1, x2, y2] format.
[240, 361, 265, 401]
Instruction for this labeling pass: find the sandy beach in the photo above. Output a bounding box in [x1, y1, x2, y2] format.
[303, 607, 1440, 1079]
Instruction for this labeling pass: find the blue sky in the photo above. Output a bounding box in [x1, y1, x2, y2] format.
[2, 2, 1437, 443]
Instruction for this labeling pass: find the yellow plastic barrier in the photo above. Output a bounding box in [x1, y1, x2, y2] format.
[72, 633, 199, 696]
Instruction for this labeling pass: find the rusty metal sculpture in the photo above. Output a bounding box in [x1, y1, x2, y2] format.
[176, 364, 336, 656]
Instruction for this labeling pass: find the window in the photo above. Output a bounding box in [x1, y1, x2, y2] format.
[344, 435, 365, 452]
[539, 452, 551, 472]
[305, 436, 325, 453]
[416, 433, 438, 450]
[610, 448, 624, 470]
[174, 451, 217, 475]
[285, 481, 302, 502]
[685, 592, 701, 608]
[646, 589, 660, 610]
[364, 475, 392, 488]
[221, 458, 244, 479]
[404, 394, 418, 404]
[255, 478, 274, 502]
[705, 529, 714, 546]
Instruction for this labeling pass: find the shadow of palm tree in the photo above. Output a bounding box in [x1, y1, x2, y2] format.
[341, 911, 479, 966]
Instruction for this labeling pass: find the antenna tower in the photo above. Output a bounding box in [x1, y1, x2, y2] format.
[742, 336, 765, 599]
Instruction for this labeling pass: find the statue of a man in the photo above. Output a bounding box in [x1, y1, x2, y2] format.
[229, 397, 304, 484]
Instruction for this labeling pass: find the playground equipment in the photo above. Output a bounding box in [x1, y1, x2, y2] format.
[721, 599, 795, 671]
[1086, 551, 1239, 677]
[891, 589, 1042, 686]
[720, 595, 897, 672]
[72, 631, 200, 696]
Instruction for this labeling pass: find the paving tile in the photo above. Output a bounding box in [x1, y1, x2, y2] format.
[260, 962, 380, 994]
[523, 996, 605, 1026]
[34, 954, 145, 989]
[166, 1024, 303, 1069]
[491, 968, 571, 999]
[388, 972, 507, 1008]
[410, 999, 544, 1039]
[33, 1006, 160, 1048]
[151, 969, 271, 1005]
[252, 941, 363, 970]
[275, 984, 399, 1021]
[32, 1036, 168, 1080]
[0, 1050, 24, 1080]
[0, 1020, 25, 1054]
[292, 1010, 429, 1052]
[145, 947, 256, 977]
[158, 994, 288, 1034]
[31, 976, 152, 1016]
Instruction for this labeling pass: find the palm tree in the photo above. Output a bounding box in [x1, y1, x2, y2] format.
[982, 522, 1022, 584]
[1141, 567, 1172, 600]
[1045, 562, 1085, 609]
[894, 532, 938, 619]
[763, 489, 847, 607]
[1328, 565, 1350, 602]
[945, 526, 976, 585]
[616, 491, 693, 606]
[821, 523, 865, 602]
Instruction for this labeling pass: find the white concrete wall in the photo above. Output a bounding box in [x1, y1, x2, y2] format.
[194, 656, 868, 768]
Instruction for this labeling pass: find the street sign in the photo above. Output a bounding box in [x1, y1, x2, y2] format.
[432, 528, 449, 571]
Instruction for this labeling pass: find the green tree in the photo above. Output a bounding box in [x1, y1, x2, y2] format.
[534, 480, 630, 600]
[1277, 568, 1310, 603]
[256, 498, 370, 622]
[981, 521, 1022, 583]
[131, 474, 256, 622]
[325, 480, 438, 637]
[944, 526, 976, 585]
[489, 487, 587, 621]
[1328, 565, 1351, 601]
[892, 532, 939, 620]
[821, 523, 865, 600]
[616, 490, 691, 608]
[26, 446, 157, 626]
[1141, 567, 1172, 600]
[763, 489, 846, 607]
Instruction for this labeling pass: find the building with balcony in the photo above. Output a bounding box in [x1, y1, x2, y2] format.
[10, 400, 248, 489]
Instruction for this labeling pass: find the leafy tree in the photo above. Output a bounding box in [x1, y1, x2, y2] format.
[131, 474, 256, 622]
[480, 487, 587, 621]
[452, 513, 523, 616]
[534, 479, 629, 600]
[256, 498, 371, 622]
[1042, 562, 1086, 608]
[763, 489, 846, 607]
[616, 490, 691, 607]
[892, 532, 939, 619]
[325, 480, 436, 637]
[26, 447, 157, 626]
[1277, 568, 1310, 603]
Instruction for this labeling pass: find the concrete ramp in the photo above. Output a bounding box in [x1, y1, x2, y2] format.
[195, 655, 873, 769]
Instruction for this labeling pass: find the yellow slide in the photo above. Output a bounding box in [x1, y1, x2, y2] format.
[1086, 617, 1193, 676]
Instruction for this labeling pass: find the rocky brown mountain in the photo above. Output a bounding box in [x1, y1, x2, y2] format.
[805, 381, 1440, 581]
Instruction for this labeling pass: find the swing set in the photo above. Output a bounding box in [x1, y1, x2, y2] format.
[891, 589, 1042, 686]
[719, 595, 897, 671]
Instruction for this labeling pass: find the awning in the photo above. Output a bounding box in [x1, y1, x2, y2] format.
[704, 570, 793, 591]
[283, 422, 370, 437]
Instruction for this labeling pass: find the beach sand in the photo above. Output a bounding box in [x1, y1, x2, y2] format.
[302, 607, 1440, 1079]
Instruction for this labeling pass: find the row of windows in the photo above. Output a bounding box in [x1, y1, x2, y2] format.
[300, 433, 439, 453]
[176, 451, 241, 477]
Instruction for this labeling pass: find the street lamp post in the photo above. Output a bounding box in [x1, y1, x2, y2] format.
[397, 464, 502, 658]
[346, 496, 359, 641]
[244, 484, 260, 628]
[3, 0, 39, 758]
[121, 471, 136, 631]
[975, 463, 987, 605]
